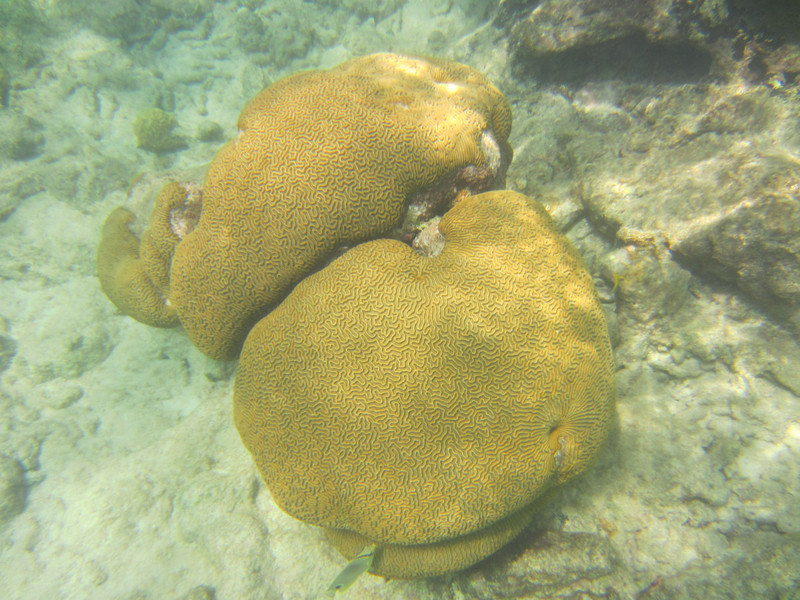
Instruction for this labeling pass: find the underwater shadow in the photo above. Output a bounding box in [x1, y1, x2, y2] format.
[514, 33, 715, 85]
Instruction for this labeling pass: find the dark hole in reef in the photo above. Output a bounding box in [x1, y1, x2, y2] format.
[514, 33, 714, 85]
[493, 0, 542, 28]
[729, 0, 800, 44]
[747, 54, 769, 81]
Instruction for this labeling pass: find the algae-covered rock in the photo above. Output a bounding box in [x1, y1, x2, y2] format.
[232, 5, 313, 61]
[0, 454, 25, 524]
[0, 111, 45, 161]
[196, 120, 224, 143]
[67, 0, 211, 47]
[133, 108, 188, 154]
[0, 316, 17, 373]
[0, 0, 48, 71]
[0, 67, 9, 108]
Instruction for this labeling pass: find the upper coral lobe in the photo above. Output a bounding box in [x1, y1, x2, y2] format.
[165, 53, 512, 358]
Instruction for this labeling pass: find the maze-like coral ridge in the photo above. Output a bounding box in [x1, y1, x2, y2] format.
[166, 53, 512, 359]
[233, 190, 615, 578]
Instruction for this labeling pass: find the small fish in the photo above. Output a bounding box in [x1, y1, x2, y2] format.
[326, 544, 377, 596]
[611, 271, 625, 292]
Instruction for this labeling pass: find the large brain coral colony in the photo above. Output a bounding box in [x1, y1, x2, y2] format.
[234, 190, 615, 578]
[97, 54, 615, 581]
[98, 53, 512, 360]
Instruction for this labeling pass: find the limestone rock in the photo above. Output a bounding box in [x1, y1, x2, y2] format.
[674, 193, 800, 325]
[459, 530, 618, 599]
[639, 532, 800, 600]
[510, 0, 722, 83]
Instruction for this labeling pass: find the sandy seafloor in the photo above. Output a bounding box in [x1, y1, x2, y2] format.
[1, 1, 799, 599]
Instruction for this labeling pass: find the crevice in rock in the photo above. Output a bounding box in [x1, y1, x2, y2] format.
[729, 0, 800, 45]
[514, 33, 715, 85]
[393, 130, 512, 257]
[168, 182, 203, 239]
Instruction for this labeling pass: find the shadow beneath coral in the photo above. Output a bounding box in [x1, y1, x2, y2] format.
[514, 33, 715, 85]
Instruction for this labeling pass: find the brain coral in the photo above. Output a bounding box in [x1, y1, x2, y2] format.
[97, 205, 178, 328]
[133, 107, 188, 154]
[234, 190, 615, 578]
[97, 181, 200, 327]
[98, 54, 511, 359]
[166, 53, 510, 359]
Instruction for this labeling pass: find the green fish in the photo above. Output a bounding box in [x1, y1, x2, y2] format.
[326, 544, 377, 595]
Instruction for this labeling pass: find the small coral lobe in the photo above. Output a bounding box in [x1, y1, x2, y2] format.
[97, 181, 202, 324]
[96, 207, 178, 327]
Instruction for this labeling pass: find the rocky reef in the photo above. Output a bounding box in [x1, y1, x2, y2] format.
[0, 1, 798, 599]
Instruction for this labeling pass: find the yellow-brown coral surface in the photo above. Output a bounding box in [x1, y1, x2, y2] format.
[96, 206, 178, 328]
[139, 181, 201, 294]
[234, 190, 615, 578]
[97, 181, 202, 327]
[165, 53, 512, 359]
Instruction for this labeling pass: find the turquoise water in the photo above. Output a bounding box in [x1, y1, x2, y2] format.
[1, 1, 799, 599]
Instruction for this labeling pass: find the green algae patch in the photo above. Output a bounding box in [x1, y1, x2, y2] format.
[133, 108, 188, 154]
